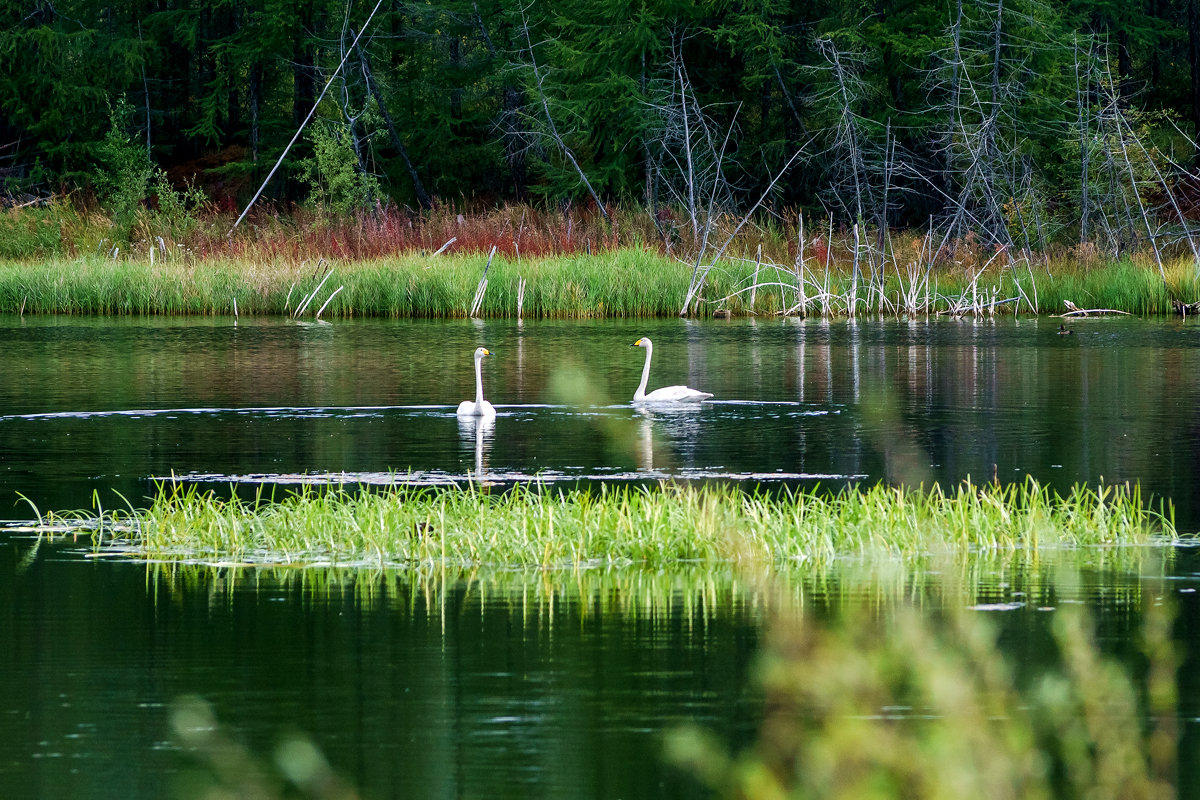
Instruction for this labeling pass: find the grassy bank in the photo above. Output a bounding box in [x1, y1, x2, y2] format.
[0, 250, 698, 318]
[35, 479, 1174, 568]
[1, 248, 1197, 318]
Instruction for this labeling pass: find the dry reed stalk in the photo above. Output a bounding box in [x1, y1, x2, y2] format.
[470, 246, 497, 317]
[749, 245, 762, 312]
[315, 285, 344, 320]
[293, 269, 333, 319]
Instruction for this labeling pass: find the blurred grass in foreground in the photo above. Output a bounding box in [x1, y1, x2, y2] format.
[667, 565, 1178, 800]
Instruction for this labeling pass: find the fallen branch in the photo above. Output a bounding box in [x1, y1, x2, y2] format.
[1172, 299, 1200, 316]
[936, 296, 1019, 315]
[315, 285, 345, 320]
[293, 267, 333, 319]
[470, 246, 497, 317]
[1057, 300, 1132, 317]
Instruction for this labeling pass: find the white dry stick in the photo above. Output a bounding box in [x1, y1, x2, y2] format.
[794, 214, 807, 315]
[316, 286, 345, 320]
[749, 245, 762, 313]
[470, 246, 497, 317]
[517, 276, 527, 319]
[294, 269, 334, 319]
[517, 5, 608, 220]
[433, 237, 457, 255]
[228, 0, 387, 235]
[470, 279, 489, 317]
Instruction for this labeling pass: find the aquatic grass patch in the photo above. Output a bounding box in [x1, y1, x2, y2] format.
[42, 478, 1176, 568]
[1033, 257, 1175, 316]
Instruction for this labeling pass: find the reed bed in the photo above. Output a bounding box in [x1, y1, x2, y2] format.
[0, 248, 1193, 318]
[4, 198, 1200, 317]
[0, 251, 701, 318]
[42, 478, 1174, 568]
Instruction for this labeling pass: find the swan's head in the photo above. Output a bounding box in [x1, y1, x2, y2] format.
[474, 347, 492, 359]
[630, 337, 651, 348]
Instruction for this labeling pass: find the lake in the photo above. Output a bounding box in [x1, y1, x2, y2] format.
[2, 314, 1200, 798]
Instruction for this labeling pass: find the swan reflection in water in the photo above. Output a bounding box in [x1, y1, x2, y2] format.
[457, 415, 496, 483]
[633, 404, 705, 473]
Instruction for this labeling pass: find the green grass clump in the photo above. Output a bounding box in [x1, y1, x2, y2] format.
[1033, 257, 1177, 316]
[0, 251, 715, 318]
[49, 478, 1175, 568]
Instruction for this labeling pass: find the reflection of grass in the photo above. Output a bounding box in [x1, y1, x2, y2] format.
[667, 568, 1178, 800]
[157, 559, 1178, 799]
[46, 477, 1176, 568]
[144, 548, 1158, 616]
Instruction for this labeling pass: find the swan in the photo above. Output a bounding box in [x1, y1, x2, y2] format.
[629, 337, 713, 403]
[456, 347, 497, 418]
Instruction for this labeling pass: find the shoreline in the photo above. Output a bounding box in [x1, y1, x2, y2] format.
[1, 249, 1196, 319]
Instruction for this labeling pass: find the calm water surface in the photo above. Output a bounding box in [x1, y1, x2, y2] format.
[3, 313, 1200, 798]
[2, 314, 1200, 519]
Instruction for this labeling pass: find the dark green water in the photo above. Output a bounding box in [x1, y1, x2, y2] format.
[3, 314, 1200, 798]
[2, 314, 1200, 519]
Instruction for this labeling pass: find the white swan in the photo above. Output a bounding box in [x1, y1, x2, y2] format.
[629, 337, 713, 403]
[456, 347, 497, 418]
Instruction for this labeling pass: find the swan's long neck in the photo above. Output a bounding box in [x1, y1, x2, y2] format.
[474, 353, 485, 406]
[635, 342, 653, 401]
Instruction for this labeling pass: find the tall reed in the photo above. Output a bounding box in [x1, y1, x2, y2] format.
[0, 249, 1191, 318]
[3, 199, 1197, 317]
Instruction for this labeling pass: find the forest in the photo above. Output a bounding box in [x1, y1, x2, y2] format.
[4, 0, 1200, 259]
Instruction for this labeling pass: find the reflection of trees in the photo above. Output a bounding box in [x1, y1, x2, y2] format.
[779, 318, 1199, 520]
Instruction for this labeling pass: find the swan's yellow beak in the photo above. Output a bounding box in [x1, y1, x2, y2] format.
[481, 348, 491, 356]
[630, 338, 643, 347]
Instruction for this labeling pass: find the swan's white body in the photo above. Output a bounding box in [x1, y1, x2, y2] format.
[630, 337, 713, 403]
[456, 347, 497, 418]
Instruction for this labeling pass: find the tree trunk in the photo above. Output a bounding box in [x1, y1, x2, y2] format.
[353, 32, 432, 209]
[1117, 28, 1132, 101]
[1189, 0, 1200, 160]
[249, 62, 262, 166]
[474, 3, 526, 199]
[1075, 37, 1091, 244]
